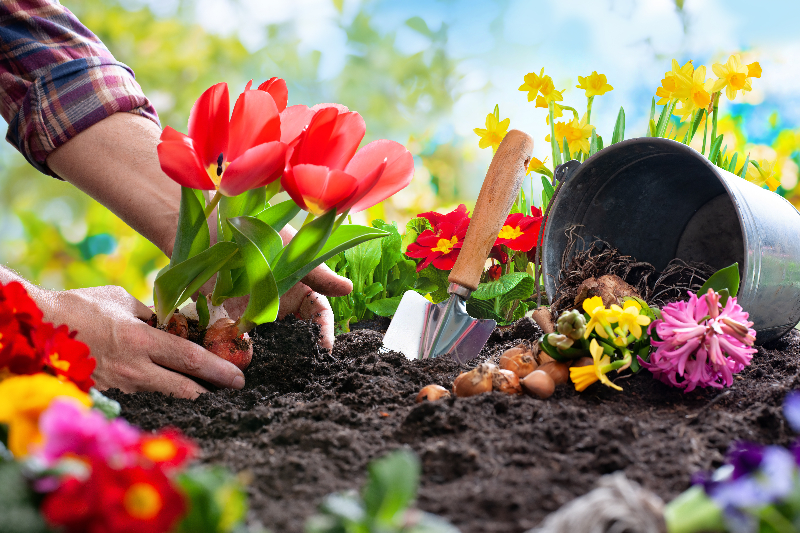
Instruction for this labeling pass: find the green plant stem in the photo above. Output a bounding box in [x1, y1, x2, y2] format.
[701, 109, 709, 155]
[710, 91, 720, 146]
[585, 95, 594, 124]
[548, 100, 561, 169]
[333, 211, 349, 233]
[204, 190, 222, 219]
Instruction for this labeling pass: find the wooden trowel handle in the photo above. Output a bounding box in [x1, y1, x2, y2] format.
[448, 129, 534, 291]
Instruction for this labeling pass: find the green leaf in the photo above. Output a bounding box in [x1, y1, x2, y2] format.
[472, 272, 529, 300]
[155, 242, 239, 322]
[366, 296, 403, 317]
[728, 152, 738, 173]
[413, 275, 438, 295]
[417, 265, 450, 303]
[228, 218, 280, 328]
[388, 259, 419, 296]
[345, 239, 383, 293]
[596, 134, 604, 152]
[612, 107, 626, 144]
[699, 263, 740, 299]
[0, 462, 50, 533]
[217, 189, 266, 244]
[228, 216, 283, 263]
[89, 387, 121, 419]
[402, 216, 434, 252]
[499, 274, 535, 308]
[649, 97, 656, 126]
[655, 100, 677, 138]
[255, 199, 302, 232]
[363, 450, 420, 525]
[275, 223, 388, 295]
[589, 128, 598, 156]
[690, 108, 705, 142]
[171, 187, 210, 268]
[272, 209, 336, 286]
[708, 135, 724, 165]
[541, 174, 555, 210]
[405, 16, 433, 37]
[648, 118, 657, 137]
[363, 282, 384, 300]
[562, 136, 570, 160]
[466, 298, 502, 322]
[196, 293, 209, 328]
[175, 465, 248, 533]
[740, 154, 751, 179]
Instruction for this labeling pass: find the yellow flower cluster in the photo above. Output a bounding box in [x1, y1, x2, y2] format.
[473, 105, 511, 153]
[545, 114, 594, 159]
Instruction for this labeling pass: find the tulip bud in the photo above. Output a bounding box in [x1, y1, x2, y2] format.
[499, 345, 538, 378]
[557, 309, 586, 340]
[492, 368, 522, 395]
[538, 361, 570, 385]
[416, 385, 451, 403]
[521, 370, 555, 399]
[453, 363, 495, 398]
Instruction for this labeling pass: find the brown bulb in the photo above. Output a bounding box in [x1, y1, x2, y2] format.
[534, 340, 555, 366]
[492, 368, 522, 395]
[499, 345, 538, 378]
[521, 370, 555, 399]
[166, 312, 188, 339]
[453, 363, 495, 398]
[572, 357, 594, 368]
[416, 385, 451, 403]
[538, 361, 570, 385]
[204, 318, 253, 371]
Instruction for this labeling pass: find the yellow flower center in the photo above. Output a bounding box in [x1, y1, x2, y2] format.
[729, 72, 747, 90]
[432, 236, 458, 254]
[142, 437, 179, 462]
[691, 87, 711, 108]
[498, 225, 523, 240]
[206, 155, 230, 188]
[123, 482, 163, 520]
[49, 352, 70, 372]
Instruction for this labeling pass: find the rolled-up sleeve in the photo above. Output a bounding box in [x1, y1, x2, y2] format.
[0, 0, 160, 177]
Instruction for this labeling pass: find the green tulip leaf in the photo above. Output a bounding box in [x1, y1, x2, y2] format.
[196, 293, 209, 329]
[272, 209, 337, 285]
[228, 219, 280, 329]
[699, 263, 740, 300]
[171, 187, 210, 268]
[255, 199, 302, 232]
[155, 242, 239, 323]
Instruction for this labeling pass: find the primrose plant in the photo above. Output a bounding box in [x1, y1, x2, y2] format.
[154, 79, 414, 366]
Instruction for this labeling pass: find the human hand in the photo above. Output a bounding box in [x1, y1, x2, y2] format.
[221, 225, 352, 350]
[35, 284, 245, 399]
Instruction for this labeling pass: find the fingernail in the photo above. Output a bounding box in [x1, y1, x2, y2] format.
[232, 375, 245, 389]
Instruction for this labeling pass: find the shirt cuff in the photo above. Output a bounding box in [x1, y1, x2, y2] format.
[5, 56, 161, 178]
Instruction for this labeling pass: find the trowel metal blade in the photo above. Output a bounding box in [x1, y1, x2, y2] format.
[381, 291, 496, 364]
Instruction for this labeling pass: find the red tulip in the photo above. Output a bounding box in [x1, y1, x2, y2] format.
[157, 82, 288, 197]
[279, 105, 414, 215]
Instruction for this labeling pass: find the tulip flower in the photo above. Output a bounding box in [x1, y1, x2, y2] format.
[157, 82, 288, 199]
[281, 105, 414, 215]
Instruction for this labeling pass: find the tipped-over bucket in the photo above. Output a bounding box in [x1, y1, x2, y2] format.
[542, 137, 800, 344]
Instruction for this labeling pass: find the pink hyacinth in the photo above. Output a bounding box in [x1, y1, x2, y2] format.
[639, 289, 756, 393]
[37, 399, 140, 466]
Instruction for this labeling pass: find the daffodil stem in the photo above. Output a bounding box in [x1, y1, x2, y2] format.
[710, 92, 720, 146]
[548, 100, 561, 172]
[586, 95, 594, 124]
[701, 109, 709, 155]
[204, 191, 222, 219]
[302, 211, 316, 227]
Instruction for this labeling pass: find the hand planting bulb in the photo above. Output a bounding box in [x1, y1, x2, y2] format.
[557, 309, 586, 340]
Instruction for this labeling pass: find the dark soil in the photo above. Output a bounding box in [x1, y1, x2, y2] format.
[105, 317, 800, 533]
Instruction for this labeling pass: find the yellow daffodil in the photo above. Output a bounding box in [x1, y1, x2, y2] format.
[474, 108, 510, 153]
[746, 159, 780, 191]
[0, 373, 92, 457]
[655, 74, 679, 105]
[576, 71, 613, 98]
[675, 65, 714, 122]
[544, 103, 565, 125]
[582, 296, 619, 339]
[527, 156, 549, 175]
[712, 54, 758, 101]
[519, 68, 545, 102]
[615, 300, 651, 340]
[569, 339, 623, 392]
[657, 59, 694, 105]
[535, 76, 564, 108]
[545, 114, 594, 157]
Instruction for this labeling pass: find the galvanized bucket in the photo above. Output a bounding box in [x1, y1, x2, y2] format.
[542, 137, 800, 344]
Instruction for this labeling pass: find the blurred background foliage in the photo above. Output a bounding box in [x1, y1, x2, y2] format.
[1, 0, 799, 305]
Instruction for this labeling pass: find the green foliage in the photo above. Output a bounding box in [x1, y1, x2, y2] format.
[0, 461, 50, 533]
[197, 293, 210, 328]
[175, 465, 249, 533]
[467, 272, 535, 324]
[611, 107, 626, 144]
[305, 450, 458, 533]
[89, 388, 121, 419]
[699, 263, 740, 304]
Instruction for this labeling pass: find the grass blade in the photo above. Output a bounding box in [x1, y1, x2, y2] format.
[612, 107, 625, 144]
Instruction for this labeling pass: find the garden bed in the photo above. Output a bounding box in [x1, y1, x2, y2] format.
[106, 317, 800, 532]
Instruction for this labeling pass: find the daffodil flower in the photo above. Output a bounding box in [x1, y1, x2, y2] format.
[569, 339, 623, 392]
[474, 106, 510, 153]
[712, 54, 759, 101]
[576, 71, 613, 98]
[545, 113, 594, 158]
[519, 68, 545, 102]
[535, 76, 564, 108]
[674, 65, 714, 122]
[746, 159, 780, 192]
[527, 156, 549, 175]
[582, 296, 619, 340]
[613, 300, 651, 340]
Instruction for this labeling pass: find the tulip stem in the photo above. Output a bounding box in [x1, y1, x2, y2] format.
[204, 191, 222, 219]
[333, 211, 349, 233]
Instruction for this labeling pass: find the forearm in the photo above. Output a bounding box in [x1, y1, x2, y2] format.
[46, 113, 180, 258]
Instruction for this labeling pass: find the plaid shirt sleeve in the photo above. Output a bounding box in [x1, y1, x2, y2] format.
[0, 0, 160, 177]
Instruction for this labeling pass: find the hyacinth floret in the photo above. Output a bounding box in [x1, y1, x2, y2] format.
[639, 289, 756, 393]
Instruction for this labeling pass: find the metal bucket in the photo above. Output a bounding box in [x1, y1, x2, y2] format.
[542, 137, 800, 344]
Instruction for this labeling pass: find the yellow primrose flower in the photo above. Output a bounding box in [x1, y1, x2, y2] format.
[615, 300, 651, 340]
[675, 65, 714, 122]
[535, 76, 564, 108]
[474, 109, 510, 153]
[712, 54, 756, 101]
[0, 373, 92, 457]
[569, 339, 623, 392]
[519, 68, 545, 102]
[746, 159, 780, 191]
[527, 156, 549, 175]
[576, 71, 613, 98]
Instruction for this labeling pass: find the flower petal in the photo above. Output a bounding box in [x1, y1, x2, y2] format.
[343, 140, 414, 213]
[228, 89, 281, 162]
[157, 132, 216, 190]
[280, 105, 315, 145]
[283, 164, 357, 215]
[219, 141, 288, 197]
[257, 77, 288, 112]
[295, 108, 366, 170]
[188, 82, 229, 168]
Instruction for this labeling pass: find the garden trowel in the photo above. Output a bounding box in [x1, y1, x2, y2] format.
[382, 130, 534, 364]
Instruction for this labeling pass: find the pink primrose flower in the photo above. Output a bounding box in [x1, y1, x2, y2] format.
[37, 399, 140, 466]
[639, 289, 756, 392]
